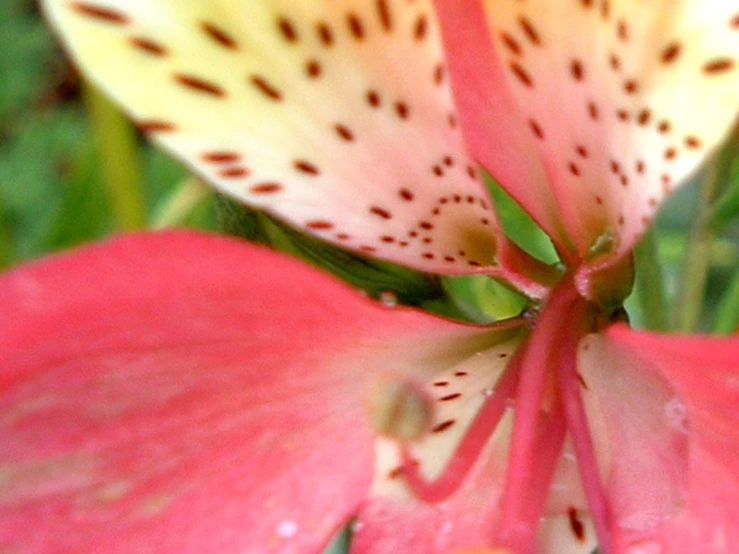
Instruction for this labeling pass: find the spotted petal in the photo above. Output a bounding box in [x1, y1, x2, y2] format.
[41, 0, 515, 276]
[581, 325, 739, 553]
[438, 0, 739, 264]
[0, 231, 515, 553]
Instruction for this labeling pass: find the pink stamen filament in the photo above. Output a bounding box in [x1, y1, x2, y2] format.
[398, 276, 614, 553]
[495, 283, 580, 549]
[398, 348, 524, 503]
[558, 335, 612, 553]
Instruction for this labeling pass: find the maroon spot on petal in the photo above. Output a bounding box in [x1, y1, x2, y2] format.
[595, 195, 604, 205]
[250, 182, 282, 194]
[366, 89, 381, 107]
[174, 74, 226, 97]
[467, 165, 477, 179]
[509, 62, 534, 87]
[422, 252, 435, 260]
[448, 113, 457, 128]
[399, 188, 414, 201]
[609, 53, 621, 70]
[334, 123, 354, 141]
[440, 198, 449, 204]
[433, 381, 449, 387]
[409, 230, 419, 238]
[294, 160, 320, 175]
[376, 0, 392, 31]
[250, 75, 283, 101]
[414, 14, 428, 40]
[500, 32, 522, 55]
[360, 245, 377, 253]
[623, 79, 638, 94]
[529, 118, 544, 139]
[218, 167, 249, 178]
[454, 371, 468, 377]
[395, 101, 409, 119]
[347, 13, 365, 40]
[732, 13, 739, 28]
[468, 260, 481, 267]
[636, 160, 645, 174]
[316, 22, 334, 45]
[277, 16, 298, 42]
[610, 160, 621, 174]
[658, 120, 671, 134]
[71, 2, 129, 24]
[648, 197, 658, 207]
[581, 0, 593, 8]
[202, 151, 240, 163]
[419, 221, 434, 230]
[703, 58, 734, 74]
[336, 232, 351, 241]
[616, 109, 630, 121]
[422, 237, 432, 244]
[664, 147, 677, 161]
[618, 214, 625, 226]
[568, 162, 581, 177]
[498, 352, 508, 358]
[200, 21, 238, 50]
[637, 109, 651, 125]
[601, 0, 611, 19]
[576, 145, 589, 158]
[137, 119, 176, 133]
[129, 36, 167, 56]
[481, 218, 490, 225]
[380, 235, 396, 244]
[444, 256, 455, 263]
[685, 136, 702, 149]
[433, 64, 445, 85]
[370, 206, 392, 219]
[399, 241, 409, 247]
[306, 59, 322, 78]
[570, 59, 584, 81]
[453, 194, 462, 203]
[661, 173, 672, 188]
[432, 165, 444, 177]
[431, 419, 456, 433]
[518, 15, 541, 45]
[443, 156, 454, 167]
[661, 42, 682, 64]
[588, 101, 599, 120]
[439, 393, 462, 401]
[620, 174, 629, 187]
[568, 507, 586, 542]
[617, 19, 629, 41]
[306, 220, 334, 230]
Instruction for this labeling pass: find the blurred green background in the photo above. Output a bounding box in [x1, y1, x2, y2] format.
[1, 0, 737, 336]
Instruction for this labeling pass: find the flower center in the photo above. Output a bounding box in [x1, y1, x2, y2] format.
[396, 276, 614, 552]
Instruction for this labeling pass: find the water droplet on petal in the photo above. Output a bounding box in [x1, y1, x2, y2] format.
[482, 387, 494, 397]
[276, 520, 298, 538]
[351, 519, 364, 533]
[379, 290, 398, 307]
[625, 540, 662, 554]
[664, 396, 689, 434]
[440, 520, 454, 534]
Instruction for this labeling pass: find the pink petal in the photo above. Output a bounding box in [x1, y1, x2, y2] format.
[433, 0, 570, 254]
[439, 1, 739, 264]
[42, 0, 515, 277]
[0, 231, 505, 553]
[581, 325, 739, 554]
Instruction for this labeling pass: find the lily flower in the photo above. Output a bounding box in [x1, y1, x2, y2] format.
[1, 1, 738, 553]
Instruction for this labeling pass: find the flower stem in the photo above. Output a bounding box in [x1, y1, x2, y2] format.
[82, 79, 146, 231]
[714, 271, 739, 335]
[150, 177, 210, 229]
[633, 228, 667, 331]
[672, 154, 727, 332]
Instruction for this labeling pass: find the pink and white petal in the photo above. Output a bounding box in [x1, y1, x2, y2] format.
[433, 0, 571, 255]
[0, 231, 511, 554]
[448, 0, 739, 262]
[581, 325, 739, 554]
[42, 0, 508, 276]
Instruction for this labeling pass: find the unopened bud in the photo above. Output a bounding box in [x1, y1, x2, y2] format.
[368, 376, 434, 442]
